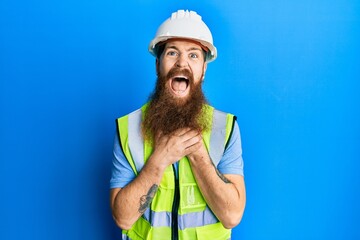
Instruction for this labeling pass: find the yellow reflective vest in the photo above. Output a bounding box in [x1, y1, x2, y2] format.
[116, 104, 236, 240]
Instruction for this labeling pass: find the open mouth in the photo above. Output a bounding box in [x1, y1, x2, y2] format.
[170, 76, 190, 96]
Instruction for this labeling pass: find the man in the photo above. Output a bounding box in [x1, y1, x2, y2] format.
[110, 9, 246, 240]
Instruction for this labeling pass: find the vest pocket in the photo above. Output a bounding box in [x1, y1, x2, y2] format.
[195, 222, 231, 240]
[180, 183, 206, 212]
[124, 217, 151, 240]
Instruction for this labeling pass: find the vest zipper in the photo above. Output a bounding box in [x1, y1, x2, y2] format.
[171, 164, 180, 240]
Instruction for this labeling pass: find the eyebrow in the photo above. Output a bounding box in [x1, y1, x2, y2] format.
[165, 45, 203, 52]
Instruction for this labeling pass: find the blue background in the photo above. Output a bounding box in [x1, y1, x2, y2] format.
[1, 0, 359, 239]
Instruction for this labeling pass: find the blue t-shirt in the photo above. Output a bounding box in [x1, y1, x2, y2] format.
[110, 121, 244, 189]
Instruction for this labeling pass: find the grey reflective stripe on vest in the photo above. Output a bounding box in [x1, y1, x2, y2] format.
[178, 206, 219, 230]
[143, 208, 172, 227]
[127, 108, 228, 169]
[209, 109, 228, 167]
[128, 109, 144, 174]
[143, 206, 218, 230]
[121, 233, 131, 240]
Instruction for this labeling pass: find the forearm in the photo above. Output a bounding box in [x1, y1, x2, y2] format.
[188, 153, 246, 229]
[110, 128, 205, 230]
[111, 155, 166, 230]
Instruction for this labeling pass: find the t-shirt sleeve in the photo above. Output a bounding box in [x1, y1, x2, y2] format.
[109, 132, 136, 189]
[217, 120, 244, 176]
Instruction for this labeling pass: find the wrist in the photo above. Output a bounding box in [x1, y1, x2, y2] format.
[147, 150, 170, 171]
[188, 148, 210, 165]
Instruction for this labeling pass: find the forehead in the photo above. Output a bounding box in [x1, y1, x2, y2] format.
[164, 39, 204, 51]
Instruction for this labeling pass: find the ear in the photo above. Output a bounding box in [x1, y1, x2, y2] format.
[203, 62, 207, 74]
[156, 59, 160, 76]
[202, 62, 208, 81]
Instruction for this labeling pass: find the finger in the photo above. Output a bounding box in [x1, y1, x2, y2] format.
[183, 133, 202, 148]
[180, 130, 201, 143]
[155, 131, 170, 146]
[184, 140, 202, 155]
[172, 127, 192, 137]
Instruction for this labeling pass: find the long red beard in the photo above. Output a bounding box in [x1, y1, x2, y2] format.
[142, 68, 210, 140]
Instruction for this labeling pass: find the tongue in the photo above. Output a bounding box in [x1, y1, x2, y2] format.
[172, 80, 187, 91]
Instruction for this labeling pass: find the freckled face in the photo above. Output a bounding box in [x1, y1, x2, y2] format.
[157, 40, 207, 100]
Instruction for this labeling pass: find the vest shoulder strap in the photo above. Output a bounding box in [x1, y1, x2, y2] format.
[209, 109, 236, 166]
[116, 108, 144, 175]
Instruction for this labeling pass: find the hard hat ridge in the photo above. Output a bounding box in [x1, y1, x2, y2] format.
[171, 9, 201, 21]
[149, 9, 217, 62]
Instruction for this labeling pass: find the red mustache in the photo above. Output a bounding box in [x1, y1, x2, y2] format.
[167, 68, 193, 82]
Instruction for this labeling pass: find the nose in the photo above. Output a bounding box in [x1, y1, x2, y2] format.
[175, 54, 189, 68]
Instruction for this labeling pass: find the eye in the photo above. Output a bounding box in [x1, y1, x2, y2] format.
[166, 51, 178, 57]
[189, 53, 198, 59]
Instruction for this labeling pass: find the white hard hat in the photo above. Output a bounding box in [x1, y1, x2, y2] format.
[149, 10, 217, 62]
